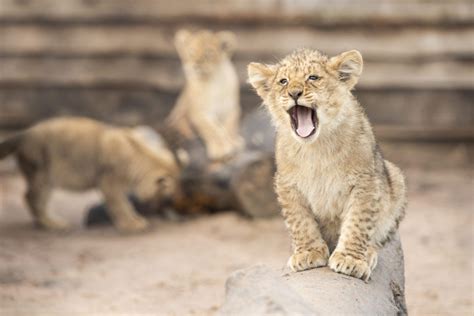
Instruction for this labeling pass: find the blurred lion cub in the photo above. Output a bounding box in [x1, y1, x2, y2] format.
[248, 49, 407, 280]
[167, 29, 244, 161]
[0, 117, 179, 233]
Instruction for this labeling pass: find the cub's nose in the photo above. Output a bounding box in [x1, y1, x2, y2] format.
[288, 89, 303, 101]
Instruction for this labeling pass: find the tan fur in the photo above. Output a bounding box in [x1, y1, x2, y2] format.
[0, 117, 179, 233]
[248, 49, 407, 280]
[167, 29, 244, 161]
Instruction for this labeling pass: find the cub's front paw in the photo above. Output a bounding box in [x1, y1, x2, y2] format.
[37, 216, 72, 232]
[116, 216, 150, 234]
[329, 251, 372, 281]
[288, 246, 329, 272]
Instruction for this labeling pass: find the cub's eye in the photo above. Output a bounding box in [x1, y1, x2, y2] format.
[279, 78, 288, 85]
[308, 75, 320, 81]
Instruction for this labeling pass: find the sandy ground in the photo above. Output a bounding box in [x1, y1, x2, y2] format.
[0, 165, 472, 315]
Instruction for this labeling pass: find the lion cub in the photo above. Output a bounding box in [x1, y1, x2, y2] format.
[167, 29, 244, 161]
[0, 117, 179, 233]
[248, 49, 407, 280]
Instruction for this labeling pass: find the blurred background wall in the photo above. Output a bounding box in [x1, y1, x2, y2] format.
[0, 0, 472, 167]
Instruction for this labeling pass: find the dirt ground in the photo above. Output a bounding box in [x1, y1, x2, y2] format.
[0, 163, 472, 315]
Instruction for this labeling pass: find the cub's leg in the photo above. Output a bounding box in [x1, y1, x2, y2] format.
[167, 93, 194, 139]
[191, 114, 237, 161]
[24, 174, 70, 231]
[224, 108, 245, 151]
[328, 182, 382, 281]
[276, 177, 329, 271]
[17, 152, 70, 230]
[100, 177, 149, 233]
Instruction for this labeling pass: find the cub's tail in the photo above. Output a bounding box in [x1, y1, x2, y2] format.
[0, 133, 23, 159]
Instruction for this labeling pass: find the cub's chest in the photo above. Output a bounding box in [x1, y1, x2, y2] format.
[207, 80, 237, 110]
[209, 67, 238, 103]
[289, 157, 352, 218]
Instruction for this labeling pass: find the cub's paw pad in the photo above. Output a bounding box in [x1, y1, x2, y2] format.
[288, 246, 329, 272]
[329, 251, 372, 281]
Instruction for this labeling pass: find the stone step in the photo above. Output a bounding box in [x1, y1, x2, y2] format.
[1, 56, 472, 90]
[0, 0, 471, 26]
[0, 87, 471, 139]
[1, 24, 472, 60]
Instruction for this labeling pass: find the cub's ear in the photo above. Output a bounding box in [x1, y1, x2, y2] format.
[328, 50, 363, 89]
[174, 29, 191, 52]
[247, 62, 276, 100]
[217, 31, 237, 56]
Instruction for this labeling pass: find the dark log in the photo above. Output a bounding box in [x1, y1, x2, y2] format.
[173, 150, 279, 216]
[86, 150, 279, 226]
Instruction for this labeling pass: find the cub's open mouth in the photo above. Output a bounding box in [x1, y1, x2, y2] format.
[288, 105, 318, 138]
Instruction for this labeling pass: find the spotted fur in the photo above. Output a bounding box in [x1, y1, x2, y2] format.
[248, 49, 407, 280]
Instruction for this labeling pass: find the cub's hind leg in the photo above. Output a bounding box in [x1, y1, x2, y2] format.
[17, 152, 70, 231]
[224, 108, 245, 152]
[99, 177, 149, 233]
[24, 174, 70, 231]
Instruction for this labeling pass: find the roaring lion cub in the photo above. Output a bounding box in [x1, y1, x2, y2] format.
[248, 49, 407, 280]
[167, 29, 244, 161]
[0, 117, 179, 233]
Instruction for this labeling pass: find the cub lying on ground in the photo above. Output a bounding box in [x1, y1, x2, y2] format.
[248, 49, 407, 280]
[167, 29, 244, 161]
[0, 117, 179, 233]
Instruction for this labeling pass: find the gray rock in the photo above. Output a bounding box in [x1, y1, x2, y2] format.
[220, 234, 406, 316]
[219, 265, 317, 316]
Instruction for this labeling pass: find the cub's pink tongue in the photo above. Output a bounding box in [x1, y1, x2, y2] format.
[296, 106, 315, 137]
